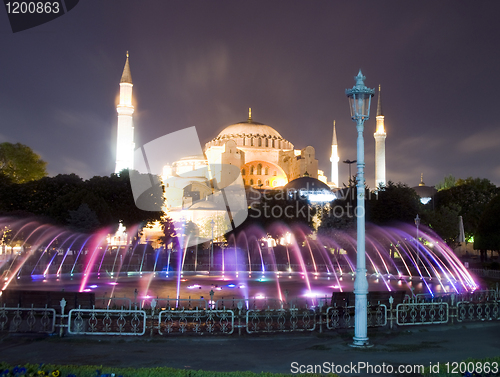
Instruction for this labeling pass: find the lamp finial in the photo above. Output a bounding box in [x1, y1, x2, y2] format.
[355, 70, 366, 87]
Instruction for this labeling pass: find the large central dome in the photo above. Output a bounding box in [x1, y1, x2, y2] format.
[217, 120, 283, 139]
[204, 110, 294, 152]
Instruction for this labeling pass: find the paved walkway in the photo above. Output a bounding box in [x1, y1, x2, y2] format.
[0, 322, 499, 376]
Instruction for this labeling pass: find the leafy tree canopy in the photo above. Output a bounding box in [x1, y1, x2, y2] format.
[86, 170, 163, 229]
[158, 216, 177, 247]
[0, 142, 47, 183]
[240, 189, 316, 238]
[435, 174, 456, 191]
[317, 187, 357, 235]
[67, 203, 100, 233]
[474, 194, 500, 251]
[0, 170, 163, 232]
[367, 181, 421, 225]
[434, 177, 498, 240]
[422, 204, 461, 248]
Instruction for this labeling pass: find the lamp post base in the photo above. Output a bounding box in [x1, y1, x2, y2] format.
[350, 337, 373, 348]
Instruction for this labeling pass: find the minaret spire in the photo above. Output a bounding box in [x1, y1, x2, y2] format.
[376, 84, 383, 117]
[374, 84, 386, 189]
[332, 120, 338, 145]
[115, 52, 135, 173]
[120, 51, 133, 84]
[248, 107, 252, 122]
[330, 120, 340, 187]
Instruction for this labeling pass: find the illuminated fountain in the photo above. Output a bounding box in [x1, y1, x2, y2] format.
[0, 216, 478, 304]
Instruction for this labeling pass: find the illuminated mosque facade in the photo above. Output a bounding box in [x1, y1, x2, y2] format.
[113, 54, 387, 212]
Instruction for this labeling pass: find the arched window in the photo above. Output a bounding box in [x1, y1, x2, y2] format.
[265, 138, 268, 147]
[272, 139, 275, 148]
[243, 137, 246, 146]
[265, 180, 269, 186]
[242, 168, 246, 176]
[251, 138, 254, 146]
[257, 164, 262, 175]
[264, 167, 269, 175]
[257, 179, 262, 186]
[250, 166, 254, 175]
[250, 179, 254, 186]
[258, 138, 262, 147]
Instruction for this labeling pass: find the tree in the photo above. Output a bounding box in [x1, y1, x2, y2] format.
[318, 187, 356, 234]
[367, 181, 421, 225]
[158, 216, 177, 248]
[435, 177, 498, 241]
[423, 204, 461, 248]
[474, 194, 500, 254]
[67, 203, 100, 233]
[0, 173, 84, 220]
[243, 189, 316, 237]
[0, 142, 47, 183]
[435, 174, 456, 191]
[86, 170, 163, 229]
[0, 171, 164, 232]
[49, 188, 113, 227]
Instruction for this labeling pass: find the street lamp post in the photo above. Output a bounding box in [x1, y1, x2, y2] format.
[345, 70, 374, 348]
[210, 219, 215, 271]
[342, 159, 357, 187]
[415, 214, 421, 268]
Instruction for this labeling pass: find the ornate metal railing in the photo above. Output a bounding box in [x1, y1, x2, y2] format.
[67, 307, 146, 335]
[0, 305, 56, 333]
[157, 308, 234, 335]
[469, 268, 500, 280]
[396, 301, 449, 326]
[2, 285, 499, 337]
[326, 304, 387, 329]
[148, 297, 208, 310]
[456, 300, 500, 322]
[246, 307, 316, 333]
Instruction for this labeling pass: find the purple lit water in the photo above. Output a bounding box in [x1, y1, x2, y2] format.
[0, 217, 479, 303]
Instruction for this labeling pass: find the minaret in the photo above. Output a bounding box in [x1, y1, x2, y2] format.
[115, 52, 135, 174]
[374, 84, 386, 189]
[330, 120, 340, 187]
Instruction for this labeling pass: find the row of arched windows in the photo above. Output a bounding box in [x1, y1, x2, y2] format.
[243, 164, 271, 176]
[244, 179, 270, 187]
[206, 136, 293, 150]
[240, 137, 288, 149]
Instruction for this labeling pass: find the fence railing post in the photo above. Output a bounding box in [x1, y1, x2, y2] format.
[59, 298, 66, 337]
[150, 298, 157, 336]
[318, 299, 324, 333]
[450, 294, 455, 324]
[237, 301, 243, 336]
[389, 296, 394, 330]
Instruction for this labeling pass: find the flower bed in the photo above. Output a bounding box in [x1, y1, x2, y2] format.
[0, 363, 336, 377]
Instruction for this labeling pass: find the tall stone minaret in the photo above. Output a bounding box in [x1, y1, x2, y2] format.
[374, 85, 386, 189]
[115, 52, 135, 174]
[330, 120, 340, 187]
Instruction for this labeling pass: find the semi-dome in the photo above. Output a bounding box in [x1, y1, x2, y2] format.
[284, 177, 331, 192]
[284, 177, 335, 202]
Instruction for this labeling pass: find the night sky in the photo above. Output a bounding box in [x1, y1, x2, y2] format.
[1, 1, 500, 188]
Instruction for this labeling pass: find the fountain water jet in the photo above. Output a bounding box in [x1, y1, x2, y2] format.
[0, 216, 479, 302]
